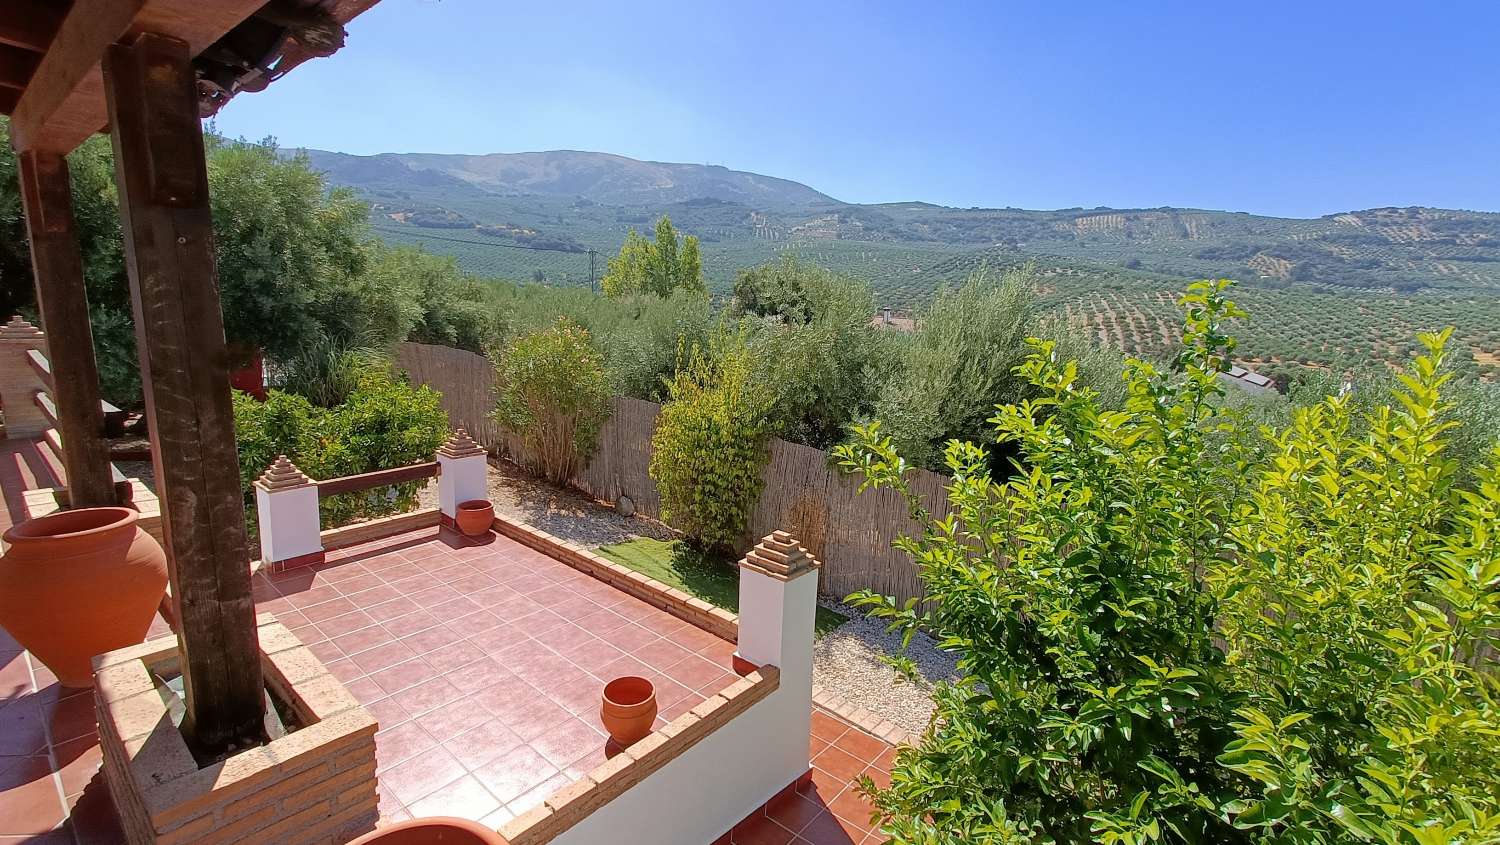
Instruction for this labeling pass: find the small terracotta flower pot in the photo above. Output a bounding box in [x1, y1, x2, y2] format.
[454, 499, 494, 537]
[0, 507, 167, 688]
[600, 675, 657, 746]
[347, 817, 506, 844]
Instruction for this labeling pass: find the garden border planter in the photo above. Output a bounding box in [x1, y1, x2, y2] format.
[93, 614, 379, 845]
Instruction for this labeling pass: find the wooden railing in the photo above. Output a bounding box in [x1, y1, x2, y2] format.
[316, 461, 438, 499]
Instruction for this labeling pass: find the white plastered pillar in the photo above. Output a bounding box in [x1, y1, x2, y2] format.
[254, 455, 322, 571]
[734, 530, 821, 771]
[435, 428, 487, 525]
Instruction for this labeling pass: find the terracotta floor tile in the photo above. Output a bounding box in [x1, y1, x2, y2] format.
[391, 678, 464, 718]
[300, 595, 358, 624]
[341, 583, 400, 608]
[506, 769, 571, 816]
[827, 786, 877, 832]
[445, 720, 524, 771]
[307, 640, 344, 665]
[429, 596, 484, 620]
[860, 765, 892, 792]
[813, 746, 867, 783]
[544, 674, 605, 717]
[472, 745, 559, 804]
[734, 813, 797, 845]
[810, 711, 850, 744]
[596, 654, 652, 683]
[351, 640, 418, 676]
[331, 624, 395, 658]
[323, 658, 365, 684]
[404, 625, 462, 657]
[833, 730, 887, 765]
[374, 720, 435, 769]
[664, 654, 728, 691]
[45, 690, 97, 744]
[380, 745, 467, 806]
[66, 780, 124, 844]
[414, 696, 492, 743]
[381, 610, 443, 638]
[404, 774, 500, 821]
[443, 658, 511, 694]
[530, 717, 606, 768]
[765, 791, 826, 836]
[55, 736, 103, 799]
[366, 696, 409, 733]
[605, 622, 660, 651]
[634, 637, 695, 670]
[797, 808, 865, 844]
[0, 655, 33, 701]
[0, 699, 47, 756]
[366, 596, 422, 623]
[424, 640, 487, 674]
[369, 658, 439, 697]
[497, 697, 573, 742]
[0, 755, 65, 834]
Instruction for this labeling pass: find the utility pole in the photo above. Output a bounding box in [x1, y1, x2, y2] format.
[588, 249, 598, 292]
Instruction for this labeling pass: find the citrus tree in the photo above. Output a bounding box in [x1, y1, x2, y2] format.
[837, 281, 1500, 845]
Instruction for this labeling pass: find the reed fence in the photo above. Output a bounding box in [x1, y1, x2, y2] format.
[395, 341, 950, 606]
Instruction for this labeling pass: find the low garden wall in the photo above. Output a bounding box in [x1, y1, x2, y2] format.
[396, 342, 951, 607]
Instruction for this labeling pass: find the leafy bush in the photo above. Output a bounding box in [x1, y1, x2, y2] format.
[493, 318, 612, 483]
[602, 215, 705, 298]
[741, 258, 885, 448]
[649, 330, 777, 552]
[869, 266, 1123, 472]
[837, 281, 1500, 845]
[234, 363, 448, 529]
[489, 282, 711, 401]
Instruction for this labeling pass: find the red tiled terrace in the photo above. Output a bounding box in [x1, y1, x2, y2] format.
[1, 502, 895, 843]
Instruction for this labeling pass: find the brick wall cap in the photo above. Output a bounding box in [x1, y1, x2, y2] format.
[256, 455, 313, 491]
[740, 531, 821, 580]
[437, 428, 486, 459]
[0, 315, 44, 340]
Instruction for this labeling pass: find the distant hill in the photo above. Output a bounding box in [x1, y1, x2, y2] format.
[300, 149, 836, 208]
[296, 147, 1500, 297]
[292, 147, 1500, 380]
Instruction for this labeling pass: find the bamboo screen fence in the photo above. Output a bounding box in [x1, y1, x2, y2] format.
[395, 342, 952, 606]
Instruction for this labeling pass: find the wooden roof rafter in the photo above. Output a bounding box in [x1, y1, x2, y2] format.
[2, 0, 382, 155]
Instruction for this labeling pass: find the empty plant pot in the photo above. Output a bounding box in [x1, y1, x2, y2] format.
[0, 507, 167, 688]
[601, 675, 658, 746]
[347, 817, 506, 845]
[455, 499, 494, 537]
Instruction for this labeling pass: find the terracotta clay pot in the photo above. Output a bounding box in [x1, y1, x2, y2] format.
[601, 675, 657, 746]
[347, 817, 506, 845]
[455, 499, 494, 537]
[0, 507, 167, 688]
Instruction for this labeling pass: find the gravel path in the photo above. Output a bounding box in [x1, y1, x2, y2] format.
[813, 597, 955, 735]
[422, 458, 956, 734]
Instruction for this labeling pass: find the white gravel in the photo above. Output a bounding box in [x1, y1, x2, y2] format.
[812, 597, 957, 736]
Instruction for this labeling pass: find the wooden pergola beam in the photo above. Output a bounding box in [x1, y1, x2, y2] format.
[16, 149, 115, 508]
[9, 0, 267, 153]
[0, 0, 64, 53]
[0, 44, 40, 90]
[8, 0, 141, 153]
[103, 31, 266, 757]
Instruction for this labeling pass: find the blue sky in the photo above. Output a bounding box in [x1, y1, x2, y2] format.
[213, 0, 1500, 218]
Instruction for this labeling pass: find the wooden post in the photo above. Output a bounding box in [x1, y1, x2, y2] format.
[14, 149, 116, 508]
[102, 32, 265, 756]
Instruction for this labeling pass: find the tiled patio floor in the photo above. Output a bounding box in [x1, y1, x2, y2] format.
[0, 516, 893, 844]
[253, 526, 748, 828]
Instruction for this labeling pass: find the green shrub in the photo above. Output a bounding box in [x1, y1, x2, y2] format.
[234, 363, 448, 529]
[836, 281, 1500, 845]
[649, 330, 777, 552]
[493, 318, 612, 484]
[868, 266, 1123, 472]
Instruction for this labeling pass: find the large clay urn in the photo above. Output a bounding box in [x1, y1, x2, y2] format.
[0, 507, 168, 688]
[347, 817, 506, 844]
[600, 675, 657, 747]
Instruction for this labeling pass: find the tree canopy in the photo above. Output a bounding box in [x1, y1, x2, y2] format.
[601, 215, 705, 298]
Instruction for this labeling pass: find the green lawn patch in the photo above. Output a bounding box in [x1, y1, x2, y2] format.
[593, 537, 848, 638]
